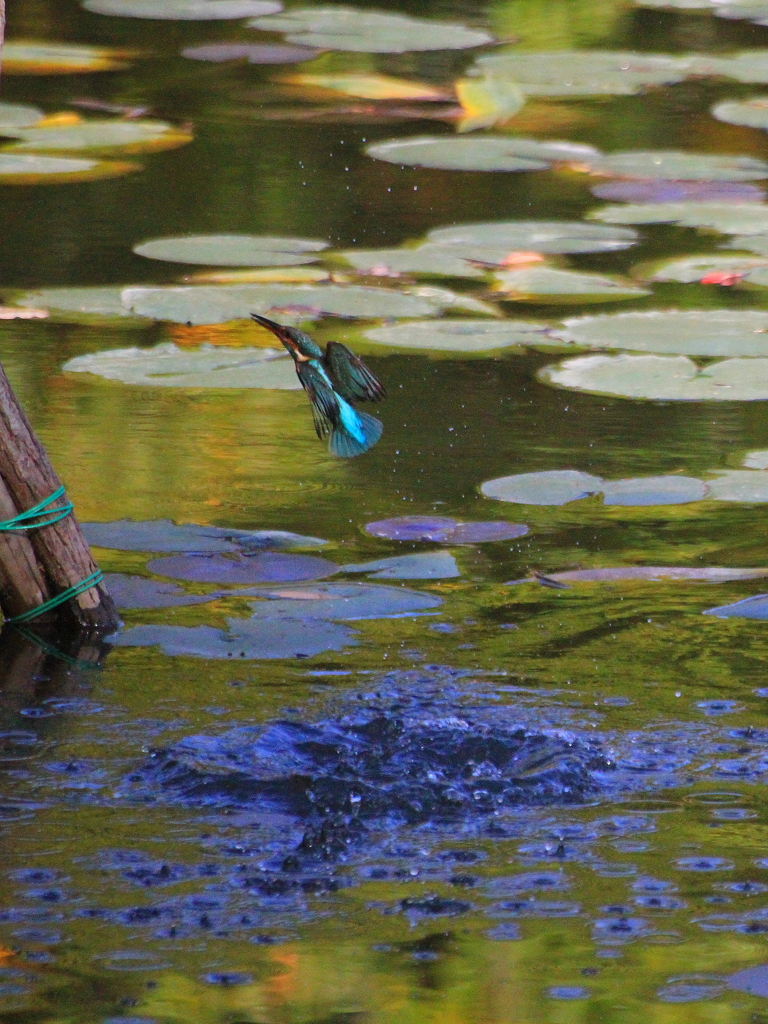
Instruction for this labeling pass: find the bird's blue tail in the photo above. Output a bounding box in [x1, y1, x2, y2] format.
[329, 408, 383, 458]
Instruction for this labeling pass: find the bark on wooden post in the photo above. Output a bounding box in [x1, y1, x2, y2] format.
[0, 364, 119, 630]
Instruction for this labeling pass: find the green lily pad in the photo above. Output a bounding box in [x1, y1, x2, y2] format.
[743, 450, 768, 468]
[644, 255, 768, 283]
[0, 102, 44, 133]
[481, 469, 603, 505]
[339, 245, 485, 279]
[541, 353, 768, 400]
[470, 50, 693, 96]
[13, 286, 140, 322]
[120, 283, 450, 324]
[584, 150, 768, 180]
[0, 153, 140, 184]
[83, 0, 281, 18]
[133, 234, 327, 266]
[552, 310, 768, 356]
[364, 319, 552, 352]
[342, 551, 460, 579]
[1, 41, 136, 74]
[427, 221, 637, 255]
[591, 202, 768, 234]
[601, 475, 707, 505]
[642, 0, 768, 25]
[406, 285, 500, 317]
[712, 97, 768, 129]
[705, 470, 768, 501]
[247, 7, 494, 52]
[493, 267, 650, 302]
[365, 136, 599, 172]
[726, 234, 768, 253]
[62, 342, 300, 388]
[692, 51, 768, 82]
[8, 119, 192, 155]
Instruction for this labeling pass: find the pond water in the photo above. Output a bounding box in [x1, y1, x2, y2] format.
[9, 0, 768, 1020]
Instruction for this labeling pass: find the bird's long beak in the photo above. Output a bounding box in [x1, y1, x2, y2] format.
[250, 313, 286, 339]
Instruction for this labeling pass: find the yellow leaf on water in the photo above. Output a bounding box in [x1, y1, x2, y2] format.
[182, 267, 334, 285]
[454, 73, 526, 132]
[2, 41, 139, 75]
[34, 112, 83, 127]
[278, 73, 452, 102]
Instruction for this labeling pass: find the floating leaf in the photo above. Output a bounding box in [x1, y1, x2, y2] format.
[552, 310, 768, 356]
[729, 965, 768, 994]
[339, 245, 485, 279]
[247, 581, 441, 619]
[601, 475, 707, 505]
[591, 202, 768, 234]
[247, 8, 494, 53]
[83, 519, 327, 552]
[492, 267, 650, 302]
[712, 97, 768, 130]
[408, 284, 500, 317]
[181, 42, 321, 62]
[63, 343, 300, 388]
[691, 51, 768, 81]
[364, 515, 528, 542]
[724, 234, 768, 253]
[704, 595, 768, 619]
[365, 135, 598, 172]
[454, 74, 526, 132]
[480, 470, 603, 505]
[120, 283, 455, 324]
[133, 234, 326, 267]
[364, 319, 552, 352]
[470, 50, 693, 96]
[427, 220, 637, 255]
[278, 73, 450, 101]
[705, 470, 768, 501]
[7, 119, 192, 155]
[1, 42, 136, 74]
[541, 353, 768, 400]
[0, 102, 44, 133]
[644, 256, 768, 284]
[639, 0, 768, 25]
[13, 286, 140, 322]
[743, 450, 768, 468]
[83, 0, 281, 18]
[111, 619, 356, 658]
[584, 150, 768, 181]
[342, 551, 460, 578]
[103, 573, 215, 609]
[590, 179, 765, 203]
[0, 153, 140, 184]
[526, 566, 768, 584]
[148, 551, 339, 583]
[183, 267, 333, 284]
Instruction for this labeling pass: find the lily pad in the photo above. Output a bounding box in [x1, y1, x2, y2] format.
[712, 98, 768, 130]
[181, 42, 320, 62]
[590, 179, 765, 203]
[365, 136, 598, 172]
[246, 8, 494, 53]
[470, 50, 693, 96]
[704, 595, 768, 619]
[13, 286, 140, 322]
[280, 73, 451, 102]
[103, 573, 215, 609]
[111, 618, 356, 658]
[148, 551, 339, 583]
[120, 283, 472, 324]
[83, 0, 281, 18]
[1, 42, 136, 74]
[552, 310, 768, 357]
[7, 120, 192, 155]
[705, 470, 768, 501]
[0, 153, 140, 184]
[82, 519, 327, 552]
[480, 470, 603, 506]
[427, 220, 637, 255]
[364, 516, 528, 541]
[644, 256, 768, 284]
[584, 150, 768, 181]
[364, 319, 552, 352]
[492, 267, 649, 302]
[601, 475, 707, 505]
[133, 234, 327, 267]
[691, 51, 768, 82]
[724, 234, 768, 253]
[541, 353, 768, 400]
[0, 102, 44, 133]
[339, 245, 484, 279]
[743, 450, 768, 468]
[343, 552, 460, 579]
[246, 581, 441, 619]
[528, 566, 768, 584]
[63, 343, 300, 389]
[591, 202, 768, 234]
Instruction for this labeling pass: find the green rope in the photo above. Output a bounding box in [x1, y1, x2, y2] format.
[11, 624, 103, 671]
[7, 570, 104, 624]
[0, 486, 73, 532]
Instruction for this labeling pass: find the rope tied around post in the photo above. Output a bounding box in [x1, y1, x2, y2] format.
[0, 485, 73, 532]
[6, 570, 104, 624]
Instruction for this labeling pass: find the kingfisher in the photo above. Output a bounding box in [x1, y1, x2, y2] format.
[251, 314, 386, 458]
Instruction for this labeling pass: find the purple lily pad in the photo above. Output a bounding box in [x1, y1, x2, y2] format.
[147, 552, 339, 584]
[729, 964, 768, 997]
[522, 566, 768, 585]
[703, 593, 768, 619]
[590, 179, 765, 204]
[103, 573, 214, 609]
[364, 516, 528, 543]
[181, 43, 321, 63]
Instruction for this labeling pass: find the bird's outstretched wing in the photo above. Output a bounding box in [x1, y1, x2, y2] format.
[296, 361, 340, 439]
[325, 342, 385, 403]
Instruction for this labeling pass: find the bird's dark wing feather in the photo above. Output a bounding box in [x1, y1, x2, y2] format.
[325, 342, 385, 403]
[297, 361, 340, 439]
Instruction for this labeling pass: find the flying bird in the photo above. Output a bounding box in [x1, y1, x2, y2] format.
[251, 314, 385, 458]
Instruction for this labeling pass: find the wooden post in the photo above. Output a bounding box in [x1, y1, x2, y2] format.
[0, 365, 119, 630]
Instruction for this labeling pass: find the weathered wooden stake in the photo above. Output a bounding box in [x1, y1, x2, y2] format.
[0, 364, 119, 630]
